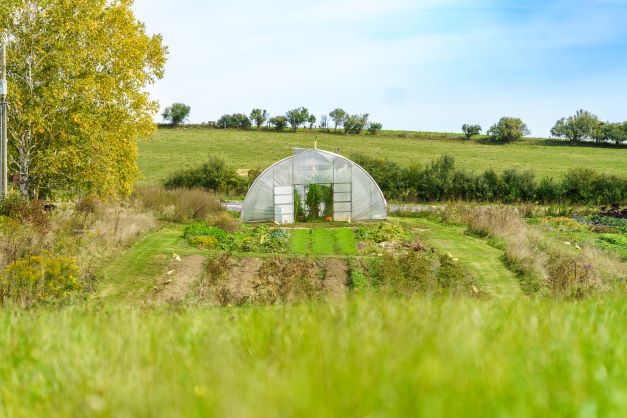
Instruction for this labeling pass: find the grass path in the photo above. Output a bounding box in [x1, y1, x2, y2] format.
[96, 225, 192, 303]
[397, 218, 523, 298]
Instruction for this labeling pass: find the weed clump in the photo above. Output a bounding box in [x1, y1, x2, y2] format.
[0, 254, 81, 308]
[134, 185, 221, 222]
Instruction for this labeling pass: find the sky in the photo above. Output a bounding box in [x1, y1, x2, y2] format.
[133, 0, 627, 136]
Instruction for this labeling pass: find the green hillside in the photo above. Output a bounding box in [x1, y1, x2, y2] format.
[137, 128, 627, 184]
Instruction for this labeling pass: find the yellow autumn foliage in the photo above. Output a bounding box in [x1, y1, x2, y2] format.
[0, 0, 167, 197]
[0, 254, 81, 307]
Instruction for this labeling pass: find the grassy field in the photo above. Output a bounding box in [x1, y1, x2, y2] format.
[137, 128, 627, 184]
[1, 297, 626, 417]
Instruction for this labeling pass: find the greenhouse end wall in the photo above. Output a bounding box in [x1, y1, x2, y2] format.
[241, 149, 387, 224]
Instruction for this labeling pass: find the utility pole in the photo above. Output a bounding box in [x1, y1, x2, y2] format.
[0, 43, 7, 195]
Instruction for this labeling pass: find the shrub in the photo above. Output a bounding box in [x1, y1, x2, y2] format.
[0, 219, 42, 267]
[217, 113, 251, 129]
[0, 192, 49, 231]
[344, 114, 369, 135]
[367, 122, 383, 135]
[399, 251, 437, 292]
[207, 211, 240, 233]
[184, 222, 229, 246]
[162, 103, 191, 127]
[350, 154, 407, 199]
[461, 124, 482, 140]
[0, 255, 81, 307]
[269, 116, 288, 131]
[546, 254, 598, 299]
[164, 157, 246, 194]
[355, 222, 410, 243]
[353, 154, 625, 204]
[187, 236, 217, 249]
[487, 117, 530, 143]
[535, 177, 562, 203]
[286, 107, 310, 132]
[437, 254, 468, 290]
[499, 169, 535, 202]
[550, 110, 599, 143]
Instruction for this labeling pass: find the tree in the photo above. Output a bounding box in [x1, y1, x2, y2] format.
[487, 117, 530, 143]
[461, 124, 482, 140]
[593, 121, 627, 145]
[307, 114, 317, 129]
[367, 122, 382, 135]
[344, 114, 369, 135]
[162, 103, 190, 126]
[550, 110, 600, 143]
[329, 108, 347, 133]
[269, 116, 288, 131]
[286, 107, 310, 132]
[1, 0, 167, 197]
[319, 115, 329, 132]
[250, 108, 269, 131]
[217, 114, 250, 129]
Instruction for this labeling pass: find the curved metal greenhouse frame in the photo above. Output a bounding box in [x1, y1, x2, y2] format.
[241, 149, 387, 224]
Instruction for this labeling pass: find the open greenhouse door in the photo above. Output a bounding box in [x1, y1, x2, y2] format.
[274, 185, 294, 224]
[333, 183, 352, 221]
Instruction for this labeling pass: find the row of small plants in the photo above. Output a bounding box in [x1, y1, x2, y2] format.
[348, 251, 480, 297]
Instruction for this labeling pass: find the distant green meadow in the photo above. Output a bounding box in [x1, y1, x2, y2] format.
[137, 128, 627, 184]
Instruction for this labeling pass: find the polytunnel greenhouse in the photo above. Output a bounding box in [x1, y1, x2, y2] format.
[241, 148, 387, 224]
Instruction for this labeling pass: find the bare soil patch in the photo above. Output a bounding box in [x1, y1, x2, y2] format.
[323, 259, 348, 298]
[152, 254, 205, 304]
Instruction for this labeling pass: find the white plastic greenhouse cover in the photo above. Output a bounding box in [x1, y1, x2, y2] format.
[241, 149, 387, 224]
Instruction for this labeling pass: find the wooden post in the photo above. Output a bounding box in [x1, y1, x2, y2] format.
[0, 43, 7, 195]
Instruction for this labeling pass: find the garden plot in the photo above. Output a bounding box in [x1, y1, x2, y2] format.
[289, 228, 357, 255]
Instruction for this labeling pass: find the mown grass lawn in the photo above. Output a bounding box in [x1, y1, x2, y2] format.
[137, 128, 627, 184]
[289, 228, 356, 255]
[1, 297, 626, 417]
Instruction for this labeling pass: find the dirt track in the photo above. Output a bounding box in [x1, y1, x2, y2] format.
[152, 254, 205, 303]
[323, 259, 348, 298]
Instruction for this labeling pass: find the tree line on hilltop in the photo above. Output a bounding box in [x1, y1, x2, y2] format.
[461, 111, 626, 145]
[161, 104, 383, 135]
[164, 103, 626, 146]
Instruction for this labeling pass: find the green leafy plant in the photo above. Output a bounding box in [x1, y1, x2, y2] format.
[355, 222, 410, 243]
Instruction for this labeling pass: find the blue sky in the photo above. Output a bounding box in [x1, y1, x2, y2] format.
[133, 0, 627, 136]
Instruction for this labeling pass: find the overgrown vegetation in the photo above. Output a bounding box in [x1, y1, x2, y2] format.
[438, 205, 626, 298]
[134, 185, 222, 222]
[0, 194, 157, 307]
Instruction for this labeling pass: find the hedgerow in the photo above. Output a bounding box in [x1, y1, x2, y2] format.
[351, 154, 626, 204]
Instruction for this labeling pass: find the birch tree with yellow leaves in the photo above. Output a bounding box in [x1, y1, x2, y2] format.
[0, 0, 166, 197]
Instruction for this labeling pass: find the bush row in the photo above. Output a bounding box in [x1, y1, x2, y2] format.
[352, 154, 627, 205]
[163, 157, 260, 195]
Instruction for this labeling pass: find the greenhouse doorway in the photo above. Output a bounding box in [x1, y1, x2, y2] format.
[290, 183, 352, 223]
